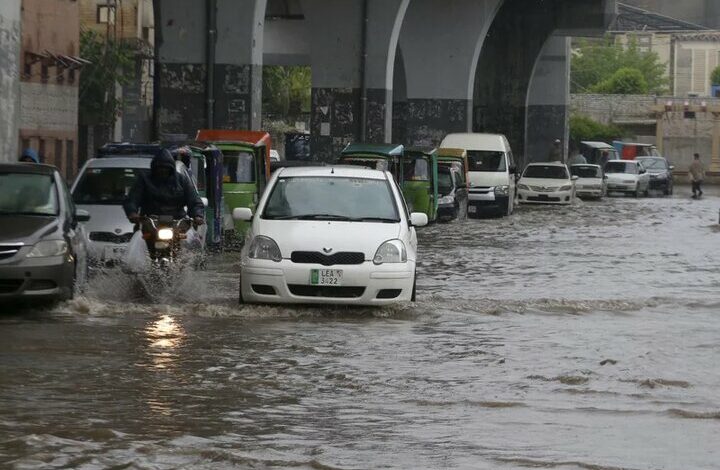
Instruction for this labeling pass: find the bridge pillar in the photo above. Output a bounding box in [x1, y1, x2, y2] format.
[303, 0, 409, 161]
[155, 0, 266, 137]
[394, 0, 501, 147]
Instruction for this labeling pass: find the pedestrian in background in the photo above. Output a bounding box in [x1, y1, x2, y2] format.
[689, 153, 705, 199]
[19, 148, 39, 163]
[548, 139, 562, 162]
[567, 142, 587, 166]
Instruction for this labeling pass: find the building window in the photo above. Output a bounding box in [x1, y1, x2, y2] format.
[97, 5, 116, 24]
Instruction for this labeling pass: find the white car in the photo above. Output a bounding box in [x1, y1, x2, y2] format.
[603, 160, 650, 197]
[570, 164, 606, 199]
[233, 166, 428, 306]
[517, 162, 577, 205]
[72, 156, 204, 266]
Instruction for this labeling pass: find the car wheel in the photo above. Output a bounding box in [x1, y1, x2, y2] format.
[411, 274, 417, 302]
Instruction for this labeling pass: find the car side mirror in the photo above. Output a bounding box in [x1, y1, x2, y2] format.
[571, 175, 579, 181]
[75, 209, 91, 222]
[410, 212, 428, 227]
[232, 207, 253, 221]
[201, 197, 209, 207]
[669, 166, 675, 171]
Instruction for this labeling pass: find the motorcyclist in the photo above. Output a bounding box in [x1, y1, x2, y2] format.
[124, 149, 205, 226]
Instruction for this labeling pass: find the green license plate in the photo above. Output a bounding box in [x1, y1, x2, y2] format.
[311, 269, 343, 286]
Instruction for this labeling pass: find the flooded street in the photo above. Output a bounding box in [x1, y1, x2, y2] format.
[1, 190, 719, 470]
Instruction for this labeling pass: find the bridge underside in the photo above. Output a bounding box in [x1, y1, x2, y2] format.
[153, 0, 614, 164]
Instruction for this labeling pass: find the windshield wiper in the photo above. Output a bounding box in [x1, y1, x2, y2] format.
[269, 214, 354, 221]
[352, 217, 399, 223]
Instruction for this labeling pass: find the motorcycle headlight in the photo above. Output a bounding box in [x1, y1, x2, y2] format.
[27, 240, 68, 258]
[438, 195, 454, 205]
[559, 185, 573, 191]
[157, 228, 174, 240]
[517, 184, 529, 190]
[494, 185, 510, 196]
[248, 236, 282, 262]
[373, 239, 407, 265]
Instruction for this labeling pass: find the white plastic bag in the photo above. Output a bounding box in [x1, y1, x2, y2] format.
[123, 231, 149, 272]
[182, 227, 204, 251]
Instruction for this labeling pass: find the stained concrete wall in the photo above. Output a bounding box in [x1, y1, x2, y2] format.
[0, 0, 21, 162]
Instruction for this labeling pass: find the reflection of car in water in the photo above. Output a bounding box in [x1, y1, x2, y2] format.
[232, 166, 428, 306]
[517, 162, 577, 205]
[570, 164, 606, 200]
[603, 160, 650, 198]
[636, 157, 674, 196]
[0, 163, 90, 302]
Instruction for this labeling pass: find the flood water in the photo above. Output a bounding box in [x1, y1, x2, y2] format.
[1, 189, 719, 469]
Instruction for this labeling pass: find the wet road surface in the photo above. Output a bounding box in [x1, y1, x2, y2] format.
[1, 189, 719, 469]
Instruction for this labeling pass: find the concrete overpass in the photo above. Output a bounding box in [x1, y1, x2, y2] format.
[154, 0, 615, 164]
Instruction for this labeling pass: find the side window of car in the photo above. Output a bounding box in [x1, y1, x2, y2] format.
[452, 171, 462, 189]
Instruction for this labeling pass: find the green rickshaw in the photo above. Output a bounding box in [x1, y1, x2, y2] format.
[402, 147, 439, 223]
[338, 143, 404, 182]
[195, 130, 272, 242]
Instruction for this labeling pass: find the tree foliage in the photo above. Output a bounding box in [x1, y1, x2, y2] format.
[262, 66, 311, 119]
[572, 35, 668, 94]
[591, 67, 649, 95]
[79, 30, 138, 127]
[711, 65, 720, 86]
[570, 115, 622, 143]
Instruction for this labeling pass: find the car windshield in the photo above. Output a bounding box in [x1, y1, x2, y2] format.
[263, 176, 400, 222]
[523, 165, 568, 179]
[438, 171, 453, 195]
[605, 162, 636, 174]
[637, 158, 667, 171]
[223, 151, 255, 183]
[467, 150, 506, 172]
[0, 173, 58, 216]
[404, 157, 429, 181]
[73, 167, 147, 205]
[571, 166, 602, 178]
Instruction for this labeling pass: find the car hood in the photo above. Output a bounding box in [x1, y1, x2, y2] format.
[258, 220, 401, 259]
[606, 173, 638, 182]
[468, 172, 509, 189]
[576, 177, 603, 185]
[518, 177, 570, 188]
[77, 204, 134, 236]
[0, 215, 59, 244]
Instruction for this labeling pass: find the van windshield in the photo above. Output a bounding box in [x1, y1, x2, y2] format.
[467, 151, 506, 172]
[223, 151, 255, 183]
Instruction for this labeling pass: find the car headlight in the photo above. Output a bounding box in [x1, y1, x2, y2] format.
[27, 240, 68, 258]
[559, 185, 572, 191]
[157, 228, 174, 240]
[517, 184, 529, 190]
[438, 195, 454, 205]
[373, 239, 407, 265]
[494, 185, 510, 196]
[248, 235, 282, 262]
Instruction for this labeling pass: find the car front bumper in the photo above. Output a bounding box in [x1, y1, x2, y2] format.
[87, 240, 128, 267]
[649, 178, 670, 190]
[606, 182, 637, 193]
[240, 258, 415, 306]
[437, 203, 457, 219]
[0, 255, 74, 301]
[576, 187, 603, 198]
[467, 191, 509, 215]
[517, 189, 572, 205]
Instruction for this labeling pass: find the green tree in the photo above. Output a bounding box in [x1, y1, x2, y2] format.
[711, 65, 720, 86]
[591, 67, 649, 94]
[570, 115, 622, 143]
[79, 30, 138, 129]
[262, 66, 311, 120]
[572, 35, 668, 94]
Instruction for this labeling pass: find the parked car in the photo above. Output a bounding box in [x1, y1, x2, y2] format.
[437, 166, 468, 221]
[517, 162, 577, 205]
[570, 164, 606, 200]
[232, 166, 428, 306]
[0, 163, 90, 302]
[72, 156, 204, 267]
[440, 133, 517, 217]
[636, 156, 674, 195]
[604, 160, 650, 197]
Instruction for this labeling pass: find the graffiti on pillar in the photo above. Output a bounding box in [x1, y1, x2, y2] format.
[222, 65, 251, 95]
[366, 89, 387, 144]
[311, 88, 361, 162]
[405, 99, 470, 147]
[160, 63, 205, 93]
[157, 63, 206, 135]
[226, 98, 249, 130]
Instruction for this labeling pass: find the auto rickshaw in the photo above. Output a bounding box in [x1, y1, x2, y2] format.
[402, 147, 438, 223]
[338, 143, 404, 182]
[195, 130, 272, 242]
[186, 144, 225, 249]
[437, 148, 469, 220]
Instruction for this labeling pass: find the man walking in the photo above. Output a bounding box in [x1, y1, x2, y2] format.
[689, 153, 705, 199]
[548, 139, 562, 162]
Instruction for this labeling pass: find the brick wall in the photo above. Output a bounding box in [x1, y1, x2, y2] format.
[80, 0, 141, 41]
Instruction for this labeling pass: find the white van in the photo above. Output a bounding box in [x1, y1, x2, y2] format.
[439, 133, 517, 217]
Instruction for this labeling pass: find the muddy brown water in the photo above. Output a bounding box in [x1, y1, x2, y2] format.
[1, 190, 719, 469]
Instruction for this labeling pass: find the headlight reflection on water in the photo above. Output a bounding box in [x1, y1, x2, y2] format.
[144, 314, 186, 369]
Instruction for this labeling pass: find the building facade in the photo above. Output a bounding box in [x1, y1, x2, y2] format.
[19, 0, 80, 178]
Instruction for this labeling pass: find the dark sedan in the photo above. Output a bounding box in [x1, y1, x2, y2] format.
[0, 163, 90, 303]
[636, 157, 674, 195]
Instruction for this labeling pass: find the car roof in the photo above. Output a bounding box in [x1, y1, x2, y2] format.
[571, 164, 601, 168]
[0, 163, 56, 175]
[441, 133, 508, 151]
[526, 161, 567, 167]
[342, 143, 404, 156]
[277, 165, 388, 180]
[581, 141, 614, 149]
[83, 157, 152, 169]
